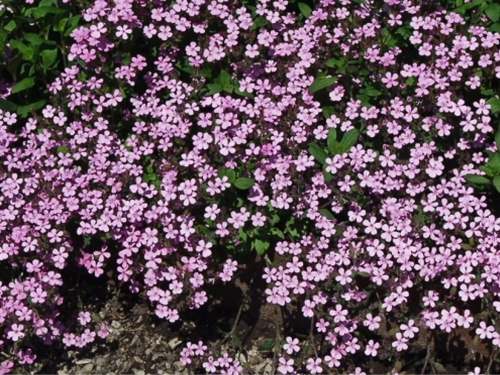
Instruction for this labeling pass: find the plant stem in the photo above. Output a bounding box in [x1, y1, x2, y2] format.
[485, 346, 498, 375]
[421, 333, 432, 375]
[271, 305, 282, 375]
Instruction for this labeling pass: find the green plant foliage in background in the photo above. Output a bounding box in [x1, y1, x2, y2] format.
[0, 0, 85, 119]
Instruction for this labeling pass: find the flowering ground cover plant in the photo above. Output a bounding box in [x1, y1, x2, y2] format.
[2, 0, 500, 373]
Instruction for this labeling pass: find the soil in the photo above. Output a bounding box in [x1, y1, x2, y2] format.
[27, 261, 500, 375]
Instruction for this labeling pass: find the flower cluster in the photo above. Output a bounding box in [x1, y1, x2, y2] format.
[1, 0, 500, 373]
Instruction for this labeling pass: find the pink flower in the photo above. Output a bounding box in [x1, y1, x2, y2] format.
[392, 332, 409, 352]
[196, 240, 213, 258]
[97, 323, 110, 339]
[335, 268, 353, 285]
[400, 319, 419, 339]
[277, 357, 294, 375]
[363, 313, 381, 331]
[306, 358, 322, 375]
[245, 44, 259, 58]
[302, 300, 316, 318]
[7, 324, 25, 342]
[203, 357, 217, 373]
[476, 321, 495, 339]
[0, 361, 14, 375]
[363, 216, 381, 235]
[364, 340, 379, 356]
[116, 25, 132, 40]
[381, 72, 399, 88]
[78, 311, 92, 326]
[468, 367, 482, 375]
[283, 337, 300, 354]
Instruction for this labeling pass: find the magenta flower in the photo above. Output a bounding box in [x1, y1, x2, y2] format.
[6, 324, 25, 342]
[277, 357, 294, 375]
[392, 332, 409, 352]
[363, 313, 381, 331]
[364, 340, 380, 357]
[306, 358, 322, 375]
[400, 319, 419, 339]
[283, 337, 300, 355]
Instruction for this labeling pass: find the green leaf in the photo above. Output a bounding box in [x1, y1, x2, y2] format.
[487, 98, 500, 114]
[175, 60, 194, 75]
[494, 176, 500, 193]
[206, 83, 222, 96]
[200, 66, 212, 78]
[16, 99, 46, 117]
[490, 23, 500, 32]
[285, 218, 299, 238]
[24, 33, 45, 46]
[219, 70, 231, 87]
[272, 213, 280, 224]
[319, 209, 335, 220]
[234, 178, 255, 189]
[496, 129, 500, 151]
[40, 48, 58, 72]
[64, 15, 82, 36]
[356, 95, 371, 107]
[57, 145, 69, 154]
[339, 128, 359, 153]
[53, 15, 69, 32]
[395, 26, 411, 39]
[25, 6, 66, 19]
[11, 77, 35, 94]
[270, 227, 285, 239]
[323, 170, 334, 183]
[0, 30, 7, 50]
[465, 174, 489, 185]
[226, 169, 236, 183]
[322, 106, 335, 119]
[388, 327, 400, 336]
[360, 87, 382, 97]
[0, 99, 17, 112]
[488, 152, 500, 173]
[238, 227, 248, 242]
[83, 235, 91, 247]
[298, 2, 312, 18]
[250, 16, 266, 30]
[232, 335, 245, 353]
[237, 198, 245, 208]
[327, 128, 338, 154]
[433, 362, 446, 373]
[308, 142, 328, 164]
[480, 165, 496, 177]
[381, 28, 397, 47]
[223, 84, 233, 94]
[461, 243, 472, 250]
[485, 3, 500, 22]
[481, 88, 495, 96]
[9, 40, 34, 61]
[5, 54, 22, 80]
[454, 0, 486, 14]
[253, 239, 270, 255]
[308, 76, 337, 94]
[258, 340, 275, 352]
[325, 58, 345, 68]
[475, 311, 490, 320]
[393, 360, 403, 373]
[4, 20, 17, 32]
